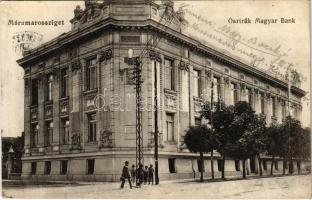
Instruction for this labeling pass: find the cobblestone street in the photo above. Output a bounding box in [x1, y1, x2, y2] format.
[2, 175, 311, 199]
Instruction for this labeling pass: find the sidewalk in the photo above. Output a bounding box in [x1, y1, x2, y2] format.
[2, 174, 311, 198]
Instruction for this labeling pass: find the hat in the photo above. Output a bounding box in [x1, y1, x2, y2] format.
[125, 161, 129, 165]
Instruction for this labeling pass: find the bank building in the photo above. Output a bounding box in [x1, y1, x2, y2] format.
[17, 0, 306, 181]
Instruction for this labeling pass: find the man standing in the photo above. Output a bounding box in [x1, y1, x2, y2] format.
[130, 164, 136, 184]
[148, 164, 154, 184]
[120, 161, 132, 189]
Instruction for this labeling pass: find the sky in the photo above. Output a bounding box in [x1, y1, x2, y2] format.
[0, 1, 310, 137]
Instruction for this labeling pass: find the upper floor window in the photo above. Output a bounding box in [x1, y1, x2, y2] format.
[44, 121, 53, 147]
[272, 97, 276, 117]
[30, 123, 38, 148]
[260, 93, 265, 114]
[229, 83, 236, 106]
[193, 70, 200, 97]
[164, 58, 174, 91]
[60, 68, 69, 98]
[86, 58, 97, 90]
[166, 113, 174, 141]
[60, 118, 69, 145]
[45, 74, 53, 101]
[213, 77, 220, 103]
[88, 113, 97, 142]
[31, 79, 38, 105]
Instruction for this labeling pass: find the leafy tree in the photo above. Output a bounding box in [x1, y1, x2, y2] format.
[226, 101, 257, 178]
[266, 124, 287, 176]
[183, 126, 214, 182]
[245, 114, 267, 176]
[280, 116, 303, 174]
[200, 101, 234, 179]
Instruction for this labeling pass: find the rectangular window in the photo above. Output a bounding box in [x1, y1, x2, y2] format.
[260, 93, 265, 114]
[195, 117, 201, 127]
[86, 58, 97, 90]
[60, 160, 68, 175]
[263, 160, 267, 170]
[44, 121, 53, 146]
[248, 89, 252, 105]
[31, 79, 38, 105]
[193, 70, 200, 97]
[229, 83, 236, 105]
[272, 97, 276, 117]
[274, 161, 279, 170]
[165, 58, 174, 90]
[30, 124, 37, 148]
[88, 113, 97, 142]
[197, 159, 205, 172]
[60, 68, 69, 98]
[213, 77, 220, 103]
[166, 113, 174, 141]
[31, 162, 37, 175]
[168, 158, 176, 173]
[87, 159, 95, 175]
[235, 160, 241, 171]
[282, 102, 286, 119]
[44, 161, 51, 175]
[60, 118, 69, 145]
[217, 159, 222, 172]
[45, 74, 53, 101]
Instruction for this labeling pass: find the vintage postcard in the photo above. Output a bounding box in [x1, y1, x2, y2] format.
[0, 0, 310, 199]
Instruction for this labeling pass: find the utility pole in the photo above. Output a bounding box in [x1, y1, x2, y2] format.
[154, 60, 159, 185]
[125, 49, 143, 185]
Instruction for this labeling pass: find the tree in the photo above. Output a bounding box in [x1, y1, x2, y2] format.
[227, 101, 257, 178]
[280, 116, 303, 174]
[245, 114, 267, 176]
[200, 101, 234, 179]
[183, 126, 214, 182]
[266, 124, 287, 176]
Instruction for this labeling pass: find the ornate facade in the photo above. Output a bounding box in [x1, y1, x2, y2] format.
[18, 0, 306, 181]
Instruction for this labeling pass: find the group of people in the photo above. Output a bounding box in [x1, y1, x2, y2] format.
[120, 161, 155, 189]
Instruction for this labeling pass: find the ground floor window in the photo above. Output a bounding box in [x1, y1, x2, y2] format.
[235, 160, 241, 171]
[274, 161, 279, 170]
[263, 160, 267, 170]
[31, 162, 37, 175]
[87, 159, 95, 175]
[217, 159, 222, 172]
[44, 161, 51, 175]
[168, 158, 176, 173]
[60, 160, 68, 175]
[197, 159, 205, 172]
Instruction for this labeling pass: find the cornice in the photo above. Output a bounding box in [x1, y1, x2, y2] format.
[17, 17, 306, 97]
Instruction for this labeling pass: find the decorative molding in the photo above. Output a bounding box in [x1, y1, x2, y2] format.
[60, 100, 69, 116]
[99, 130, 113, 148]
[71, 60, 81, 72]
[70, 132, 82, 150]
[85, 94, 97, 110]
[45, 104, 53, 118]
[149, 50, 161, 62]
[30, 107, 38, 121]
[99, 49, 113, 62]
[164, 92, 177, 110]
[178, 60, 189, 71]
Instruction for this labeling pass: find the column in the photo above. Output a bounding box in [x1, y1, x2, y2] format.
[220, 76, 225, 103]
[24, 78, 31, 151]
[52, 71, 60, 150]
[37, 76, 45, 148]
